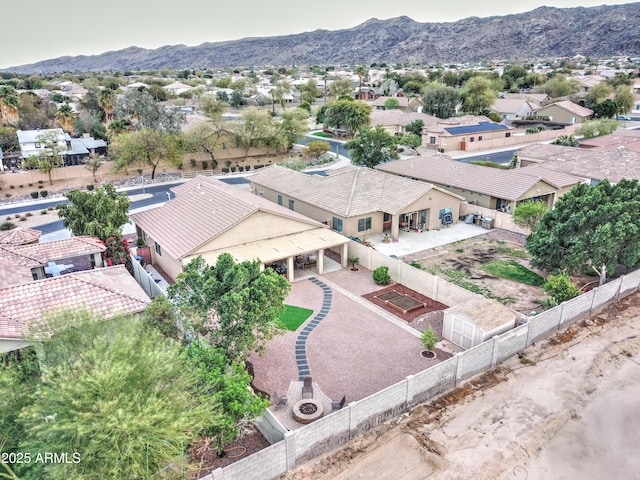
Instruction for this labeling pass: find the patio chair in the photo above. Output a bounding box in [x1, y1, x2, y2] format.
[273, 391, 288, 410]
[302, 376, 314, 399]
[332, 395, 346, 411]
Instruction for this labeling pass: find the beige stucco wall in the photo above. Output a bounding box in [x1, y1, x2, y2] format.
[534, 106, 589, 124]
[401, 189, 461, 230]
[139, 233, 184, 281]
[195, 211, 318, 254]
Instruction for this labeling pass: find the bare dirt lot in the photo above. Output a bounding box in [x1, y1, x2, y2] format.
[282, 291, 640, 480]
[412, 234, 549, 314]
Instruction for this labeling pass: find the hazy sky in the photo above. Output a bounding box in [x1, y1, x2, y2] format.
[2, 0, 637, 68]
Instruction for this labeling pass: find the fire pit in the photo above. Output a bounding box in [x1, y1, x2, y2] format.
[292, 398, 324, 424]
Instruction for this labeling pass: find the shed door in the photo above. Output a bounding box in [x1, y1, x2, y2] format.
[451, 318, 475, 349]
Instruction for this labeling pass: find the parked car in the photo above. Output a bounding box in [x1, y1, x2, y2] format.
[617, 115, 631, 121]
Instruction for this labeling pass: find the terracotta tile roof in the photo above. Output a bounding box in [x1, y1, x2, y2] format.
[579, 132, 640, 150]
[0, 257, 34, 289]
[370, 110, 439, 127]
[0, 227, 42, 245]
[517, 144, 640, 183]
[516, 164, 584, 188]
[1, 236, 105, 264]
[376, 156, 565, 201]
[535, 100, 593, 118]
[130, 176, 325, 260]
[0, 266, 150, 341]
[250, 165, 462, 217]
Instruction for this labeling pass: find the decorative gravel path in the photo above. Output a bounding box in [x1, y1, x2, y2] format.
[295, 277, 332, 380]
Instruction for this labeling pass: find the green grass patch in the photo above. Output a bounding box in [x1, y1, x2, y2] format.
[311, 131, 333, 138]
[469, 160, 513, 169]
[278, 305, 314, 331]
[495, 245, 529, 258]
[481, 260, 544, 286]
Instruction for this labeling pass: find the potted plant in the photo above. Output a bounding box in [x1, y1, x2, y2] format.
[348, 256, 360, 271]
[421, 326, 438, 359]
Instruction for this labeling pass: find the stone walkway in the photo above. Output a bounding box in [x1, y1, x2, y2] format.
[295, 277, 332, 380]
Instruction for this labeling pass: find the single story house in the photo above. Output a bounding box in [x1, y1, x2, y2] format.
[370, 110, 439, 137]
[376, 155, 582, 212]
[130, 176, 349, 283]
[531, 100, 593, 124]
[0, 266, 150, 353]
[17, 129, 107, 166]
[490, 98, 537, 121]
[163, 81, 194, 96]
[249, 165, 464, 241]
[516, 144, 640, 184]
[371, 96, 423, 113]
[422, 116, 514, 151]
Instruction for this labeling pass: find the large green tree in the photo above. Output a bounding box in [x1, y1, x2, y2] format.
[25, 130, 65, 186]
[346, 125, 399, 168]
[184, 122, 224, 169]
[321, 99, 371, 135]
[613, 85, 634, 114]
[460, 77, 498, 115]
[230, 108, 274, 159]
[327, 77, 354, 99]
[278, 108, 309, 149]
[298, 78, 319, 106]
[17, 311, 218, 480]
[513, 200, 549, 232]
[0, 85, 19, 125]
[56, 183, 130, 241]
[526, 179, 640, 285]
[575, 118, 619, 139]
[111, 128, 183, 179]
[114, 89, 185, 133]
[167, 254, 290, 360]
[422, 82, 460, 119]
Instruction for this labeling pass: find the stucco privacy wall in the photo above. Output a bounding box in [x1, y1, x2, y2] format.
[202, 270, 640, 480]
[348, 241, 478, 306]
[458, 203, 529, 234]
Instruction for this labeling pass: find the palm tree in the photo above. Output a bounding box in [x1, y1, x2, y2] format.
[55, 104, 77, 133]
[355, 66, 367, 100]
[99, 88, 116, 124]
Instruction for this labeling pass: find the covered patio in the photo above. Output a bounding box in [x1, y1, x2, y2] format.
[185, 228, 349, 282]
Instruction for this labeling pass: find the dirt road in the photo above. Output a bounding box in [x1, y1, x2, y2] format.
[283, 292, 640, 480]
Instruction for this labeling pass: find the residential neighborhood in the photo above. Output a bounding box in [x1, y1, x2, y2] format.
[1, 5, 640, 479]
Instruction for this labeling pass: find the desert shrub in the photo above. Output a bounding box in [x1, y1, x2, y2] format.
[372, 266, 391, 285]
[41, 210, 47, 215]
[410, 260, 422, 269]
[254, 164, 264, 169]
[87, 184, 94, 191]
[4, 193, 10, 198]
[237, 165, 244, 172]
[30, 192, 39, 199]
[5, 216, 11, 221]
[26, 212, 32, 217]
[40, 190, 48, 197]
[202, 161, 209, 170]
[542, 273, 582, 306]
[245, 164, 251, 171]
[28, 183, 33, 187]
[10, 185, 14, 189]
[230, 166, 236, 172]
[14, 214, 19, 218]
[190, 158, 196, 168]
[0, 221, 16, 231]
[221, 167, 229, 173]
[421, 326, 439, 351]
[19, 215, 26, 221]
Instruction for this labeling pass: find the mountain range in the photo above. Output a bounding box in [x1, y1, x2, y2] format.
[4, 3, 640, 74]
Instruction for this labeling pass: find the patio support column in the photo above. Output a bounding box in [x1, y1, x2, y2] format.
[391, 214, 400, 240]
[316, 249, 324, 275]
[286, 256, 295, 282]
[341, 243, 348, 268]
[93, 252, 103, 268]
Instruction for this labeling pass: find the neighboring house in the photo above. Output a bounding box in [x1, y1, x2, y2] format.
[121, 81, 150, 92]
[0, 236, 106, 288]
[422, 116, 514, 151]
[17, 128, 71, 160]
[578, 129, 640, 153]
[371, 96, 423, 112]
[574, 74, 608, 94]
[0, 227, 41, 246]
[250, 165, 464, 241]
[516, 144, 640, 185]
[370, 110, 439, 137]
[16, 129, 106, 165]
[532, 100, 593, 124]
[0, 266, 150, 353]
[163, 81, 193, 96]
[490, 98, 537, 120]
[376, 155, 582, 212]
[503, 92, 550, 106]
[130, 176, 349, 283]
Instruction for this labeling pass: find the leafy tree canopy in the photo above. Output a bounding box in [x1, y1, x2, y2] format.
[513, 200, 549, 232]
[114, 89, 185, 133]
[56, 183, 130, 241]
[526, 179, 640, 285]
[575, 118, 619, 139]
[461, 77, 498, 115]
[346, 125, 399, 168]
[422, 82, 460, 119]
[111, 128, 183, 179]
[321, 99, 371, 135]
[167, 254, 290, 360]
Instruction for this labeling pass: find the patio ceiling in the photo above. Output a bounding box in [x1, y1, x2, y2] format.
[184, 228, 348, 266]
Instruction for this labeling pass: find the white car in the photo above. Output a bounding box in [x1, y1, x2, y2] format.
[617, 115, 631, 121]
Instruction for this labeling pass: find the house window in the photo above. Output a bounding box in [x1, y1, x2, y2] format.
[332, 217, 343, 232]
[277, 195, 283, 206]
[469, 137, 474, 142]
[34, 142, 41, 148]
[154, 242, 162, 256]
[429, 136, 436, 144]
[478, 136, 483, 141]
[357, 217, 372, 232]
[288, 199, 294, 210]
[383, 213, 391, 222]
[505, 132, 511, 138]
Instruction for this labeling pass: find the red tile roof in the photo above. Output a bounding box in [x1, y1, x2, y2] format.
[0, 227, 41, 245]
[0, 266, 150, 341]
